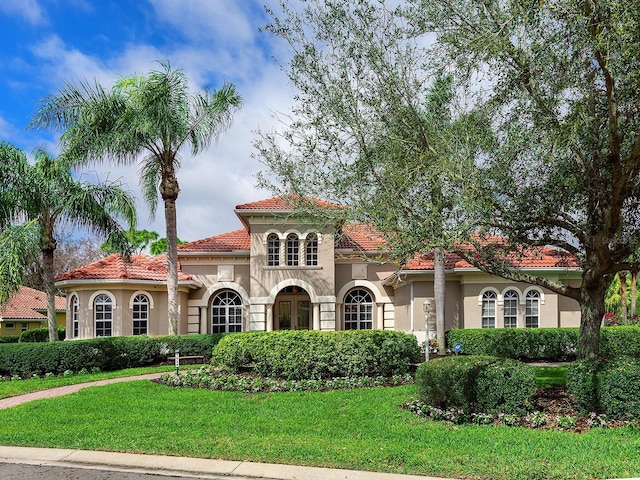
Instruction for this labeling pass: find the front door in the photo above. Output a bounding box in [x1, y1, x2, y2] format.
[276, 298, 311, 330]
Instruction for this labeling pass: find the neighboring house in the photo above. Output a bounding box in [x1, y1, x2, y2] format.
[55, 196, 582, 342]
[0, 286, 66, 337]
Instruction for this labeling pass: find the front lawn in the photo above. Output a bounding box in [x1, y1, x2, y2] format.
[0, 380, 637, 479]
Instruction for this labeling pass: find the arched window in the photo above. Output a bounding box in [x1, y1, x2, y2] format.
[211, 291, 243, 333]
[132, 294, 149, 335]
[267, 233, 280, 266]
[286, 234, 299, 266]
[94, 294, 113, 337]
[525, 290, 540, 328]
[71, 295, 79, 338]
[503, 290, 519, 328]
[481, 291, 497, 328]
[305, 233, 318, 266]
[344, 288, 373, 330]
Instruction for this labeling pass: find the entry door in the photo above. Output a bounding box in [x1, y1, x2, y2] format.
[277, 299, 311, 330]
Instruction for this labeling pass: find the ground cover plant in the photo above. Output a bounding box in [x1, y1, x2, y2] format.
[0, 380, 638, 480]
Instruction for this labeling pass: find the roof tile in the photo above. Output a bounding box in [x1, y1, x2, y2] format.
[0, 286, 65, 320]
[179, 228, 250, 253]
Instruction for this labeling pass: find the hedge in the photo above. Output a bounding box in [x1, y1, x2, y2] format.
[19, 327, 66, 342]
[210, 330, 422, 380]
[446, 326, 640, 361]
[0, 336, 19, 344]
[415, 355, 536, 415]
[0, 333, 224, 378]
[568, 356, 640, 420]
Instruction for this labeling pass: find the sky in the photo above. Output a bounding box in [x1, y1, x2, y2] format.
[0, 0, 296, 243]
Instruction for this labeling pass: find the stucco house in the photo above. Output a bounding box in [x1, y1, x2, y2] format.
[55, 196, 582, 343]
[0, 286, 66, 337]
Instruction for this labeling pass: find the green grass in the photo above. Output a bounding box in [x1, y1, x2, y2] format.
[533, 366, 568, 388]
[0, 380, 638, 480]
[0, 366, 173, 399]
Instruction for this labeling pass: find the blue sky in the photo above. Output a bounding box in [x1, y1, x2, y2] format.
[0, 0, 295, 242]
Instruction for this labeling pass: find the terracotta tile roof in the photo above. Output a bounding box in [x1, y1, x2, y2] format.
[55, 254, 193, 282]
[0, 286, 65, 321]
[336, 223, 387, 251]
[178, 228, 250, 253]
[405, 243, 579, 271]
[235, 195, 343, 211]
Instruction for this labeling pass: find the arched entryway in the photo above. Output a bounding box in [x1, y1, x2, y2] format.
[274, 286, 311, 330]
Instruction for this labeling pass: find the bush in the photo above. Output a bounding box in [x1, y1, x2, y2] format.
[210, 330, 421, 380]
[599, 326, 640, 357]
[19, 327, 66, 342]
[568, 356, 640, 420]
[0, 333, 224, 378]
[0, 335, 19, 344]
[415, 355, 536, 415]
[446, 328, 578, 361]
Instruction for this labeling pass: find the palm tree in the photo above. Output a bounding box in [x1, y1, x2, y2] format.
[0, 142, 136, 341]
[30, 61, 242, 335]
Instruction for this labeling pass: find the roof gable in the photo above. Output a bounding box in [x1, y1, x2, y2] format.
[179, 228, 250, 253]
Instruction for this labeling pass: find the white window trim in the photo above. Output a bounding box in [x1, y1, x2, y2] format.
[129, 291, 155, 309]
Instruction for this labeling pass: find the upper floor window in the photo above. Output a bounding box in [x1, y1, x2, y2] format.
[503, 290, 518, 328]
[267, 233, 280, 266]
[305, 233, 318, 266]
[481, 291, 497, 328]
[132, 294, 149, 335]
[71, 295, 79, 338]
[344, 288, 373, 330]
[525, 290, 540, 328]
[286, 234, 299, 266]
[211, 291, 243, 333]
[94, 293, 113, 337]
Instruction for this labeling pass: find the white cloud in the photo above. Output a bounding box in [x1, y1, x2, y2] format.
[0, 0, 46, 26]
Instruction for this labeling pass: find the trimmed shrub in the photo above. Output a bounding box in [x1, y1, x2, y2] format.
[0, 335, 19, 344]
[569, 356, 640, 420]
[446, 328, 578, 361]
[599, 326, 640, 357]
[210, 330, 421, 380]
[19, 327, 66, 342]
[415, 355, 536, 415]
[0, 333, 224, 378]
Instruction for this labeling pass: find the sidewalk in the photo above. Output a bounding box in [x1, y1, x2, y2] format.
[0, 446, 449, 480]
[0, 374, 452, 480]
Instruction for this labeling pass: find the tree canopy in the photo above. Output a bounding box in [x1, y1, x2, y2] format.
[256, 0, 640, 358]
[31, 61, 242, 335]
[0, 143, 136, 341]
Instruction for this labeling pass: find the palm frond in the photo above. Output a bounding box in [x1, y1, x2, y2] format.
[0, 222, 40, 305]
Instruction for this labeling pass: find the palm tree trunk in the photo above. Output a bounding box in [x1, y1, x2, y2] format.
[631, 271, 638, 318]
[620, 271, 628, 321]
[434, 247, 446, 354]
[165, 197, 179, 335]
[42, 247, 59, 342]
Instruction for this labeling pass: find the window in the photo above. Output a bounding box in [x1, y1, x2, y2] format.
[481, 291, 497, 328]
[286, 234, 299, 266]
[21, 323, 28, 332]
[94, 294, 113, 337]
[525, 290, 540, 328]
[211, 291, 243, 333]
[132, 294, 149, 335]
[267, 233, 280, 266]
[5, 323, 14, 329]
[344, 288, 373, 330]
[71, 295, 79, 338]
[305, 233, 318, 266]
[503, 290, 518, 328]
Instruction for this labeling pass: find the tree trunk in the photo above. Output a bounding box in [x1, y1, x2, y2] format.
[620, 271, 628, 321]
[631, 271, 637, 318]
[577, 272, 607, 359]
[164, 197, 179, 335]
[434, 247, 446, 354]
[42, 247, 59, 342]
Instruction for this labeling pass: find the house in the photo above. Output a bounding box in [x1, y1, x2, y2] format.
[0, 286, 66, 337]
[55, 196, 582, 343]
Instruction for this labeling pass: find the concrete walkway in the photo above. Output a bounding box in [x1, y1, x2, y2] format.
[0, 373, 452, 480]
